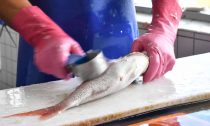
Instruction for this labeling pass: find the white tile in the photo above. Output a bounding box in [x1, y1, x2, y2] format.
[0, 34, 4, 44]
[9, 33, 17, 48]
[1, 71, 7, 84]
[11, 61, 17, 75]
[5, 45, 12, 59]
[6, 59, 13, 73]
[11, 75, 16, 87]
[7, 73, 13, 87]
[1, 44, 6, 57]
[195, 40, 210, 55]
[4, 32, 11, 46]
[0, 82, 11, 90]
[11, 47, 18, 61]
[7, 26, 16, 34]
[0, 72, 3, 81]
[0, 52, 1, 71]
[0, 28, 19, 48]
[2, 27, 19, 48]
[0, 31, 5, 45]
[1, 57, 6, 71]
[16, 34, 20, 48]
[177, 36, 194, 58]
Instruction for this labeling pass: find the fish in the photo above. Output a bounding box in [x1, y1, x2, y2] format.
[4, 52, 149, 120]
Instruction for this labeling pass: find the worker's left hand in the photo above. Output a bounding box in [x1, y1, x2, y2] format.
[132, 0, 182, 83]
[132, 33, 176, 83]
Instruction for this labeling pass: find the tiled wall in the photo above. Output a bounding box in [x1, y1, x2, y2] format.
[0, 25, 19, 90]
[139, 28, 210, 58]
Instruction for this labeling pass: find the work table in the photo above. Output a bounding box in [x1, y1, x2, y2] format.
[0, 53, 210, 126]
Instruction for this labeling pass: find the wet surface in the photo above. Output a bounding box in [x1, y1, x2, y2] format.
[0, 53, 210, 126]
[101, 100, 210, 126]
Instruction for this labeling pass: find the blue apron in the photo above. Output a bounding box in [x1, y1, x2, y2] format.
[16, 0, 139, 86]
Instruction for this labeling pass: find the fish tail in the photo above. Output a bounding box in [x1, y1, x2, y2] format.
[3, 108, 50, 117]
[3, 104, 64, 120]
[39, 107, 62, 120]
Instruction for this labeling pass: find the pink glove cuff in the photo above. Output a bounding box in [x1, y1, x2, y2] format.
[149, 0, 182, 42]
[11, 6, 69, 47]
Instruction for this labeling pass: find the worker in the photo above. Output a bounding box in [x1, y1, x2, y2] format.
[0, 0, 182, 86]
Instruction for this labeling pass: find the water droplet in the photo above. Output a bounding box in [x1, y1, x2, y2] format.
[95, 33, 100, 38]
[171, 12, 178, 20]
[41, 25, 46, 28]
[43, 35, 51, 40]
[148, 28, 152, 31]
[147, 42, 153, 47]
[90, 4, 94, 8]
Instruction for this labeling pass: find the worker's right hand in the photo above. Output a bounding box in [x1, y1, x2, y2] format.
[11, 6, 84, 79]
[34, 36, 84, 79]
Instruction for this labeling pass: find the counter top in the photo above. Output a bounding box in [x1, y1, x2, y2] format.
[0, 53, 210, 126]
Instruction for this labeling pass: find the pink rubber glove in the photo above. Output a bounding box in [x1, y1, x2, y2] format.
[11, 6, 84, 79]
[132, 0, 182, 82]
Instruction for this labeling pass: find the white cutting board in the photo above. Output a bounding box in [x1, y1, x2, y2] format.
[0, 53, 210, 126]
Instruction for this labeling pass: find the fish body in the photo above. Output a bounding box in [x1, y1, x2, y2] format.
[5, 52, 149, 120]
